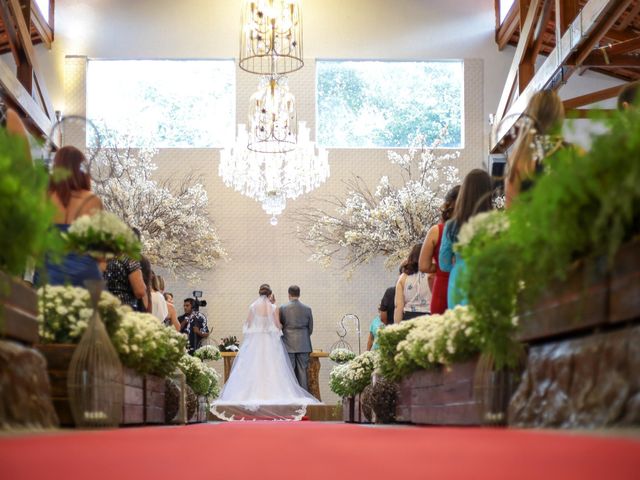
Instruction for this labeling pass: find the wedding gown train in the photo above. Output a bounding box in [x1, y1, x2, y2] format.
[211, 295, 320, 421]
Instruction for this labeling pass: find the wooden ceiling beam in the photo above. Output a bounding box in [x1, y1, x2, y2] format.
[555, 0, 578, 38]
[617, 2, 640, 31]
[0, 58, 52, 138]
[602, 36, 640, 56]
[31, 0, 53, 48]
[602, 27, 638, 43]
[491, 0, 633, 152]
[6, 0, 54, 120]
[497, 1, 521, 50]
[578, 53, 640, 68]
[563, 84, 626, 109]
[496, 0, 543, 123]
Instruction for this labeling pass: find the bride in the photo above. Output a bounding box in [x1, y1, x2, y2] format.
[211, 284, 320, 421]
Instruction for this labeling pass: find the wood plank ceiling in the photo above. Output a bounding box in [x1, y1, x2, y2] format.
[497, 0, 640, 81]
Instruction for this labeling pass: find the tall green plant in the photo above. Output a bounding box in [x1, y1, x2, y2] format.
[461, 107, 640, 368]
[0, 130, 61, 276]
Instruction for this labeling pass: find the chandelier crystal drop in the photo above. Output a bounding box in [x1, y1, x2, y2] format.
[219, 121, 330, 222]
[239, 0, 303, 75]
[248, 75, 297, 154]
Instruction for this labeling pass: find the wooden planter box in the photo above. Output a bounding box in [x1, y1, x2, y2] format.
[0, 271, 39, 345]
[609, 238, 640, 323]
[341, 394, 370, 423]
[517, 257, 608, 343]
[406, 359, 482, 425]
[37, 344, 145, 426]
[144, 374, 166, 424]
[188, 395, 209, 423]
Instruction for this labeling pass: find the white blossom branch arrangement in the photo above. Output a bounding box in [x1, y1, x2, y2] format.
[92, 127, 227, 280]
[293, 134, 460, 274]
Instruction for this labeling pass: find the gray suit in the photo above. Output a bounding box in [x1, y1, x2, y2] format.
[279, 299, 313, 391]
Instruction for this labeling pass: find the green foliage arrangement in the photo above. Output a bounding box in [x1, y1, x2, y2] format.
[37, 285, 128, 342]
[194, 344, 221, 361]
[329, 351, 378, 398]
[329, 348, 356, 364]
[0, 129, 61, 276]
[112, 311, 187, 377]
[377, 306, 484, 380]
[460, 107, 640, 368]
[178, 354, 221, 398]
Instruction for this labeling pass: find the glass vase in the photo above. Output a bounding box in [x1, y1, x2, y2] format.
[67, 279, 123, 427]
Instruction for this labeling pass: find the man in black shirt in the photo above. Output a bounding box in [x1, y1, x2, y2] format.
[379, 286, 395, 326]
[181, 298, 209, 354]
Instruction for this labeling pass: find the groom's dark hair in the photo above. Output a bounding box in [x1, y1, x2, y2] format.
[288, 285, 300, 297]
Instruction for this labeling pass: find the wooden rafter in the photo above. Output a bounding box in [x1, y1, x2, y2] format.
[491, 0, 633, 152]
[578, 53, 640, 68]
[563, 84, 626, 109]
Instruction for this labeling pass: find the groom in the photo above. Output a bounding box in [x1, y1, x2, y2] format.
[279, 285, 313, 392]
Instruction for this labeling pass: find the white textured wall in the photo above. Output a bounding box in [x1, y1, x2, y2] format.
[47, 0, 621, 403]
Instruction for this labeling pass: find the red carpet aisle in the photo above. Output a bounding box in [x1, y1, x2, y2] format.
[1, 423, 639, 480]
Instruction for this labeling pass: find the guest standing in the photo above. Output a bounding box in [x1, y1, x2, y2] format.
[44, 146, 103, 287]
[366, 306, 385, 351]
[394, 244, 431, 322]
[379, 262, 406, 326]
[418, 185, 460, 314]
[150, 272, 168, 323]
[439, 169, 493, 309]
[505, 90, 564, 207]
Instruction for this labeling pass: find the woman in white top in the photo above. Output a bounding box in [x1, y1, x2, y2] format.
[394, 243, 431, 322]
[150, 272, 169, 324]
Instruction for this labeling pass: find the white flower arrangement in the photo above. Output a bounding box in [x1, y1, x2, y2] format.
[65, 211, 141, 259]
[91, 128, 227, 280]
[329, 350, 379, 398]
[112, 311, 187, 377]
[329, 348, 356, 364]
[397, 305, 484, 370]
[178, 354, 221, 398]
[294, 133, 460, 274]
[194, 344, 221, 361]
[455, 210, 510, 253]
[37, 285, 129, 343]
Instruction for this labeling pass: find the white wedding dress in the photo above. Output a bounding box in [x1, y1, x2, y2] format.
[211, 295, 320, 421]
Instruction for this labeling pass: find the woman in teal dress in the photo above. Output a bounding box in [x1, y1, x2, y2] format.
[439, 169, 493, 309]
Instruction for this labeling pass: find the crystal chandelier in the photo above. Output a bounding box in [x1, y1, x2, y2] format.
[239, 0, 303, 75]
[248, 75, 297, 154]
[219, 121, 330, 224]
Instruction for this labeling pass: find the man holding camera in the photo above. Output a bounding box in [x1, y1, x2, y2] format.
[180, 297, 209, 354]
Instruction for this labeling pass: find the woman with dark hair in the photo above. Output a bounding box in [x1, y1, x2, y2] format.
[212, 283, 319, 421]
[394, 243, 431, 322]
[439, 169, 493, 308]
[104, 227, 146, 311]
[44, 146, 104, 286]
[418, 185, 461, 314]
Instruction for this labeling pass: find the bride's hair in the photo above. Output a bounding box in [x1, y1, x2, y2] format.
[258, 284, 272, 296]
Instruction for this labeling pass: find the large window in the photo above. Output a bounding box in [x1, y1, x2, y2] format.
[316, 60, 463, 148]
[87, 60, 235, 148]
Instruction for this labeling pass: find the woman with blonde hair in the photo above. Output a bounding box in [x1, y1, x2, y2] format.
[505, 90, 565, 207]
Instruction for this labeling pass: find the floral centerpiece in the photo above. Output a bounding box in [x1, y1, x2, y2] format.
[112, 311, 187, 377]
[64, 211, 141, 259]
[218, 335, 240, 352]
[194, 344, 221, 361]
[178, 354, 221, 398]
[329, 348, 356, 364]
[329, 350, 378, 398]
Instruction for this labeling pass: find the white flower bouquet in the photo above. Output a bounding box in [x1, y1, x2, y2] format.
[329, 350, 379, 398]
[454, 210, 510, 253]
[178, 354, 221, 398]
[329, 348, 356, 364]
[112, 311, 187, 377]
[37, 285, 129, 343]
[399, 305, 484, 370]
[194, 344, 221, 361]
[64, 211, 141, 259]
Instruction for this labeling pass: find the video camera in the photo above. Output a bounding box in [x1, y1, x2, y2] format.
[192, 290, 207, 311]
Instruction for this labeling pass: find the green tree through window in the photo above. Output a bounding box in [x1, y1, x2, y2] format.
[317, 61, 463, 148]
